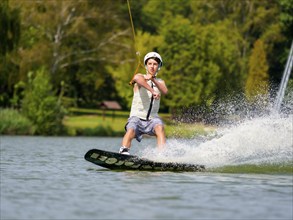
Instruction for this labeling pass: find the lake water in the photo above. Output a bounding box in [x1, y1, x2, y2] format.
[1, 115, 293, 219]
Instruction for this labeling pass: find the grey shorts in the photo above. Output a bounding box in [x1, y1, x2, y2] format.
[125, 116, 164, 142]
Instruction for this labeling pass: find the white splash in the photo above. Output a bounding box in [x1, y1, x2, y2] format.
[141, 114, 293, 168]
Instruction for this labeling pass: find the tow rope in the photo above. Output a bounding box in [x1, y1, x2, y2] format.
[127, 0, 144, 85]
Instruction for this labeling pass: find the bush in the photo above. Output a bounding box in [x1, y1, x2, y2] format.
[21, 68, 66, 135]
[0, 108, 35, 135]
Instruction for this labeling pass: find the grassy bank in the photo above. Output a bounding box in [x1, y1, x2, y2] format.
[63, 108, 214, 137]
[0, 109, 35, 135]
[0, 107, 214, 137]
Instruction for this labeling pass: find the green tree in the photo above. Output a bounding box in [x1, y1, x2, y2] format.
[8, 0, 130, 107]
[190, 0, 283, 80]
[280, 0, 293, 38]
[159, 15, 241, 112]
[0, 0, 20, 55]
[2, 0, 291, 117]
[140, 0, 192, 34]
[245, 40, 269, 102]
[0, 0, 20, 106]
[160, 15, 199, 111]
[21, 67, 65, 135]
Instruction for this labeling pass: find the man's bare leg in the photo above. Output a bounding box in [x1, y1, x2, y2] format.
[122, 128, 136, 148]
[154, 125, 166, 149]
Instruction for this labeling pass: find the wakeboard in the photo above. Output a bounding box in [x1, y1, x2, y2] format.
[84, 148, 205, 172]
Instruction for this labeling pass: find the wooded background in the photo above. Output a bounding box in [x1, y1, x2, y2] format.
[1, 0, 292, 114]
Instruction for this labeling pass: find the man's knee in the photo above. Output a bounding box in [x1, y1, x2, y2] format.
[154, 125, 164, 134]
[126, 128, 136, 137]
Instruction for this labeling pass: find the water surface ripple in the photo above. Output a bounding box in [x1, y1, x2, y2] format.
[1, 136, 292, 220]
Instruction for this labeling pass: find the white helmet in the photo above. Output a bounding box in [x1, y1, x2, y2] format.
[144, 52, 163, 70]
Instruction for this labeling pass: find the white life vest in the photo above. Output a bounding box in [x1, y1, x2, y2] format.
[130, 80, 161, 120]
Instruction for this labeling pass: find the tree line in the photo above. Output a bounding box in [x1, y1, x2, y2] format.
[1, 0, 292, 133]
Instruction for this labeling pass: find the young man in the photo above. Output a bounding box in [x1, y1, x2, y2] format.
[119, 52, 168, 155]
